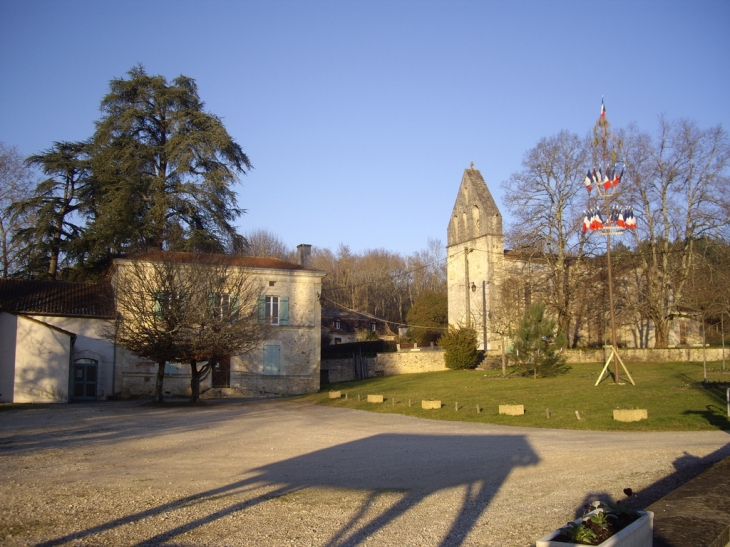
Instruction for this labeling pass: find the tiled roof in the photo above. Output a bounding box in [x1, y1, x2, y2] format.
[116, 251, 320, 272]
[0, 279, 116, 318]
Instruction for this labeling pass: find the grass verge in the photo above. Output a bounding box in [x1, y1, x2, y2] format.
[303, 361, 730, 431]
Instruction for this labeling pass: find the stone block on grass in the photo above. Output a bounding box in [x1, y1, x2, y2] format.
[421, 400, 441, 409]
[499, 404, 525, 416]
[613, 409, 648, 422]
[328, 391, 341, 399]
[367, 394, 384, 403]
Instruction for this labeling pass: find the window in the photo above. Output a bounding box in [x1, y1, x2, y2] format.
[258, 295, 289, 325]
[209, 293, 239, 320]
[334, 319, 341, 330]
[370, 322, 377, 333]
[263, 345, 280, 375]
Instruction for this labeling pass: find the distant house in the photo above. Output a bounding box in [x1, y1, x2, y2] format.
[0, 245, 327, 402]
[321, 307, 394, 345]
[0, 279, 116, 403]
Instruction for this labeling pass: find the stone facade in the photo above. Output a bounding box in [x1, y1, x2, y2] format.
[112, 252, 325, 399]
[446, 166, 504, 351]
[446, 166, 703, 350]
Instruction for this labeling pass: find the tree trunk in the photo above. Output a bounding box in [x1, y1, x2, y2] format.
[653, 318, 670, 349]
[155, 360, 166, 402]
[190, 359, 200, 403]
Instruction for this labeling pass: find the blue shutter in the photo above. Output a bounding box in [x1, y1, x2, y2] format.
[263, 345, 280, 375]
[257, 295, 266, 324]
[279, 296, 289, 326]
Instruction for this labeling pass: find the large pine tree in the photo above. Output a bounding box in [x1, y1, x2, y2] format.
[86, 65, 251, 261]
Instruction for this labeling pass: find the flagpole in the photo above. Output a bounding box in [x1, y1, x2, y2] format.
[587, 99, 636, 386]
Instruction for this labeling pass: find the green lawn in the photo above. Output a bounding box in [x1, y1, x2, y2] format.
[304, 361, 730, 431]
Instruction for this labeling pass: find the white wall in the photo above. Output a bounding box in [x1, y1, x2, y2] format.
[29, 315, 116, 399]
[12, 316, 73, 403]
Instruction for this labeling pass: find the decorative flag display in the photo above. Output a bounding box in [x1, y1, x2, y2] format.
[583, 206, 636, 232]
[600, 98, 606, 118]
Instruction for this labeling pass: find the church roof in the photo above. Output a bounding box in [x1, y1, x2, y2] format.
[447, 166, 503, 246]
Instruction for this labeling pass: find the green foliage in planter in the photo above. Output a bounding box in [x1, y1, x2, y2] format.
[439, 327, 479, 370]
[509, 302, 569, 378]
[559, 521, 598, 544]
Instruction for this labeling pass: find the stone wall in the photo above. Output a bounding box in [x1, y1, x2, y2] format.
[321, 346, 728, 385]
[563, 346, 728, 363]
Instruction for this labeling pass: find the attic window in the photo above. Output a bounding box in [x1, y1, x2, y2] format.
[269, 281, 275, 287]
[334, 319, 341, 330]
[370, 322, 377, 332]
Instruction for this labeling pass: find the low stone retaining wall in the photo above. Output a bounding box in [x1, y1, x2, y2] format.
[320, 346, 728, 383]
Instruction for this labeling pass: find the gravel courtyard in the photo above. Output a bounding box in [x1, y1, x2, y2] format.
[1, 399, 728, 547]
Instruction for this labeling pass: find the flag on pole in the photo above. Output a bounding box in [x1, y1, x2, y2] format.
[584, 170, 593, 192]
[600, 98, 606, 118]
[582, 211, 590, 232]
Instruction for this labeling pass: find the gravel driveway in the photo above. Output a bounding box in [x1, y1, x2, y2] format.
[1, 399, 728, 547]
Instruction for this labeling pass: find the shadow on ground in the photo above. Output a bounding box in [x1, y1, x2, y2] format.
[36, 432, 538, 547]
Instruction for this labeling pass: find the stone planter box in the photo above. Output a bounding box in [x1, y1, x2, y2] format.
[613, 409, 648, 422]
[536, 509, 653, 547]
[328, 391, 341, 399]
[499, 404, 525, 415]
[421, 400, 441, 409]
[367, 394, 384, 403]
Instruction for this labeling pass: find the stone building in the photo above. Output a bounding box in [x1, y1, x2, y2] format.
[446, 165, 505, 351]
[446, 165, 702, 350]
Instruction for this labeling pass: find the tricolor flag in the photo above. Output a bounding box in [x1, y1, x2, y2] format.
[612, 167, 623, 187]
[625, 207, 637, 230]
[603, 169, 612, 191]
[582, 211, 590, 232]
[617, 208, 626, 228]
[584, 170, 593, 192]
[600, 98, 606, 118]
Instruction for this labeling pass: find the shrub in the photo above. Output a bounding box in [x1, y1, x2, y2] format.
[439, 327, 479, 370]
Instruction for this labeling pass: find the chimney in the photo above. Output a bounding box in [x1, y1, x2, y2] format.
[297, 244, 312, 267]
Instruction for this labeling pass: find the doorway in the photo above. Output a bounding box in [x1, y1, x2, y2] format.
[72, 358, 98, 400]
[211, 356, 231, 388]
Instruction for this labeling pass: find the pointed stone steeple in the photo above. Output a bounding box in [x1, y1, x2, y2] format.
[446, 165, 504, 352]
[447, 164, 502, 247]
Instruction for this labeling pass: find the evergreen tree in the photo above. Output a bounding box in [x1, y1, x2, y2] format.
[406, 291, 448, 345]
[87, 65, 251, 262]
[439, 327, 479, 370]
[509, 302, 568, 378]
[10, 141, 92, 279]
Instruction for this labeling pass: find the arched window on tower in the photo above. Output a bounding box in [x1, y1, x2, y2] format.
[472, 205, 480, 233]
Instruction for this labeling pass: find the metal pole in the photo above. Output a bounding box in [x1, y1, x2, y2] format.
[464, 248, 471, 328]
[482, 280, 487, 351]
[605, 222, 621, 384]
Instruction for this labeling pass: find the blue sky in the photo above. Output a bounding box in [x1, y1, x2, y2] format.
[1, 0, 728, 256]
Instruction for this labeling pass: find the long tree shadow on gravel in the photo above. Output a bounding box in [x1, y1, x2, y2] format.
[36, 433, 538, 547]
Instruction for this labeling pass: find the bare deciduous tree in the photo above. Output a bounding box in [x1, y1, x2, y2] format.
[103, 253, 269, 402]
[620, 118, 730, 347]
[0, 143, 35, 278]
[502, 130, 591, 339]
[242, 228, 292, 260]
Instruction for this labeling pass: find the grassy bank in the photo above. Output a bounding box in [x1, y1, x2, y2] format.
[304, 361, 730, 431]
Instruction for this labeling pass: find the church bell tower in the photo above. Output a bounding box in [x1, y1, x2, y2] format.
[446, 164, 504, 350]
